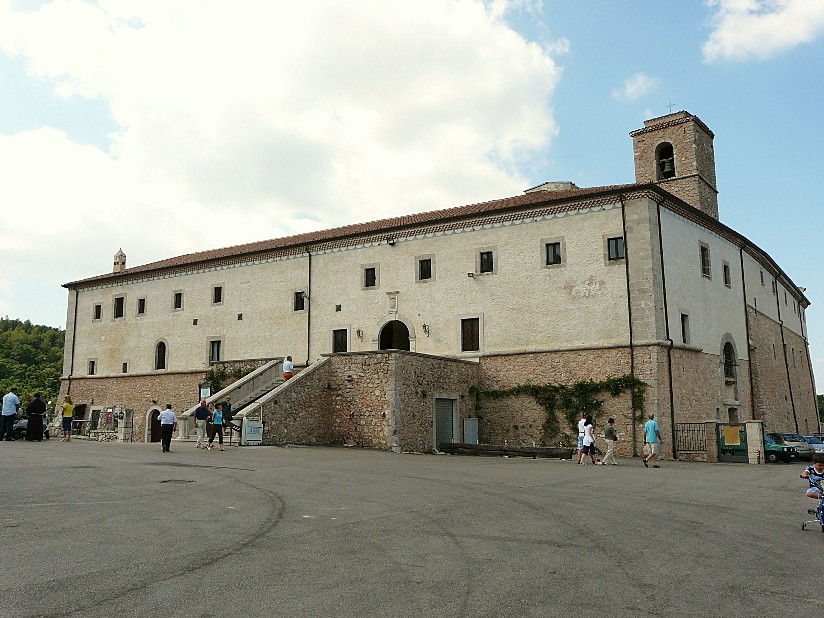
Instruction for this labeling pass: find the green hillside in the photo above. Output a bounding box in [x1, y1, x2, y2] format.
[0, 317, 64, 413]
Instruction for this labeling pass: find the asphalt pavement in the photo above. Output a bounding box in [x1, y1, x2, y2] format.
[1, 438, 821, 617]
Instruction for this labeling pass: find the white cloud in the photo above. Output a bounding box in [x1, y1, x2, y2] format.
[0, 0, 562, 327]
[703, 0, 824, 62]
[611, 73, 657, 101]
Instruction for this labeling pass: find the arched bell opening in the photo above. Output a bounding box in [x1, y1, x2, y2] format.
[656, 142, 676, 180]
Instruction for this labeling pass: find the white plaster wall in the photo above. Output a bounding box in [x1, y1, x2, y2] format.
[660, 209, 748, 359]
[309, 203, 630, 358]
[741, 252, 805, 338]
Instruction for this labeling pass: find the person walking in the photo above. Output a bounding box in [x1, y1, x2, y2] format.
[283, 356, 294, 381]
[581, 415, 599, 465]
[1, 387, 21, 441]
[643, 414, 662, 468]
[602, 417, 618, 465]
[193, 399, 209, 448]
[159, 404, 177, 453]
[61, 396, 75, 441]
[207, 402, 224, 451]
[576, 413, 587, 464]
[25, 393, 46, 442]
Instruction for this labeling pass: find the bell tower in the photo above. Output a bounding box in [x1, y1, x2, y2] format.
[630, 111, 719, 219]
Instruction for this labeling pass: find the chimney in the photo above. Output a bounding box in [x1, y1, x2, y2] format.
[113, 249, 126, 274]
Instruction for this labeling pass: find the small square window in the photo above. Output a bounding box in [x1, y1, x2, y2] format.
[93, 304, 102, 321]
[294, 291, 305, 311]
[113, 296, 125, 319]
[699, 244, 711, 278]
[722, 262, 731, 287]
[137, 298, 146, 316]
[419, 258, 432, 280]
[213, 286, 223, 304]
[607, 237, 625, 261]
[173, 291, 184, 310]
[545, 242, 562, 266]
[88, 360, 97, 376]
[461, 317, 480, 352]
[332, 329, 348, 353]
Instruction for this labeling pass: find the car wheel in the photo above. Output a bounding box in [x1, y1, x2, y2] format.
[766, 452, 778, 463]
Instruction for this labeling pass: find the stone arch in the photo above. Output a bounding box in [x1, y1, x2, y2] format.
[720, 334, 739, 403]
[145, 407, 162, 443]
[154, 339, 168, 370]
[373, 314, 417, 352]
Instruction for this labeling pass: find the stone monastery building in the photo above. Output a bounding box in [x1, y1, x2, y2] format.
[59, 111, 817, 457]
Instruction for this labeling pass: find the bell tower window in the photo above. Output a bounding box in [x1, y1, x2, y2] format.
[656, 143, 675, 180]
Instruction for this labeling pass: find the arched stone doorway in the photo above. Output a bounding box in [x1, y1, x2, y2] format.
[379, 320, 411, 351]
[147, 409, 162, 443]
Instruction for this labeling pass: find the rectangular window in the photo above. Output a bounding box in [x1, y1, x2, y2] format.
[461, 318, 480, 352]
[213, 286, 223, 304]
[607, 237, 625, 261]
[699, 244, 711, 278]
[88, 360, 96, 376]
[722, 262, 731, 287]
[364, 267, 377, 288]
[479, 251, 494, 273]
[113, 296, 125, 319]
[784, 290, 787, 305]
[418, 258, 432, 280]
[332, 329, 348, 353]
[122, 362, 128, 374]
[93, 304, 102, 321]
[760, 270, 764, 286]
[545, 242, 562, 266]
[294, 291, 305, 311]
[137, 298, 146, 316]
[209, 340, 221, 363]
[680, 314, 690, 345]
[173, 291, 183, 310]
[771, 280, 776, 295]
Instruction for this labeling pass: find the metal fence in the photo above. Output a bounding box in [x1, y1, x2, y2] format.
[674, 423, 706, 453]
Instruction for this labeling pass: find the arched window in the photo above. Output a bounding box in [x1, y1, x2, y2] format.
[723, 342, 736, 379]
[155, 341, 167, 370]
[656, 142, 675, 180]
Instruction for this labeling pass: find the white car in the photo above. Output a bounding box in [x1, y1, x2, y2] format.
[802, 435, 824, 455]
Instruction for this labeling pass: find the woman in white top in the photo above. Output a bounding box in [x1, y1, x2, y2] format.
[581, 416, 599, 465]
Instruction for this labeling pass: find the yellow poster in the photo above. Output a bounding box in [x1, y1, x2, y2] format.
[724, 425, 741, 446]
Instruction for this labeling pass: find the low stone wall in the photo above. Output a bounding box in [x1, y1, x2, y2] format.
[259, 351, 478, 452]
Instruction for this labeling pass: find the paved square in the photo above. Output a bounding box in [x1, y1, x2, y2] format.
[2, 440, 819, 617]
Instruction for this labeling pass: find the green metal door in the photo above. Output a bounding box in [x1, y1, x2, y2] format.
[717, 424, 748, 463]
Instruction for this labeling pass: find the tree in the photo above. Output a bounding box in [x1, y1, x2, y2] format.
[0, 317, 64, 414]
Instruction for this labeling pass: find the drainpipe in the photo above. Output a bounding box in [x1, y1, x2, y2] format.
[619, 196, 638, 456]
[774, 277, 798, 432]
[66, 288, 79, 398]
[738, 244, 757, 421]
[654, 199, 677, 459]
[306, 248, 312, 367]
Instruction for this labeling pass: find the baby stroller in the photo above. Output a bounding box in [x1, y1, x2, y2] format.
[801, 480, 824, 532]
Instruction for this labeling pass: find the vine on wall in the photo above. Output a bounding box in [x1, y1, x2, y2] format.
[470, 375, 646, 442]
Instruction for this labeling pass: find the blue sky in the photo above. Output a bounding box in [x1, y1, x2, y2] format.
[1, 0, 823, 381]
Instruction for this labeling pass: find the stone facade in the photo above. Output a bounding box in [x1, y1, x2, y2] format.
[259, 351, 477, 452]
[58, 371, 203, 442]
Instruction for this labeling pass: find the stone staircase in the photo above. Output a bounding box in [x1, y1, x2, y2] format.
[174, 358, 285, 445]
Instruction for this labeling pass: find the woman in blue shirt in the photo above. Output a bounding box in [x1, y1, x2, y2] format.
[207, 402, 225, 451]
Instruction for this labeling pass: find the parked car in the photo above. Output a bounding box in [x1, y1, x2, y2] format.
[764, 435, 797, 463]
[802, 435, 824, 455]
[766, 432, 814, 461]
[12, 415, 50, 440]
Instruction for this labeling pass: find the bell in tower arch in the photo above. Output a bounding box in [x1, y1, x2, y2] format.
[656, 143, 676, 180]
